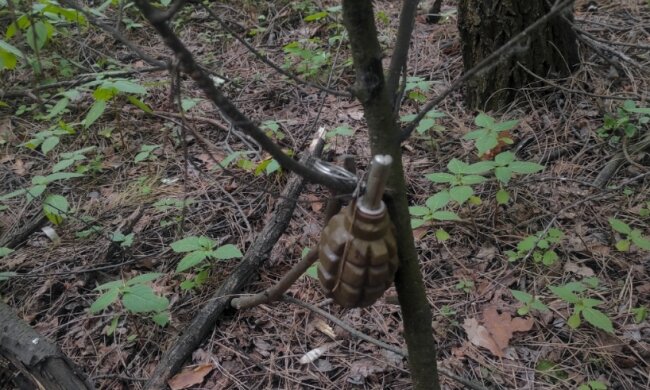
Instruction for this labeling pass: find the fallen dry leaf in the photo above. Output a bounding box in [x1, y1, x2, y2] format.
[168, 364, 214, 390]
[564, 261, 595, 277]
[464, 306, 534, 357]
[305, 194, 323, 212]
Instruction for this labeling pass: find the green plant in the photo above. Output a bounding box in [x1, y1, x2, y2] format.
[578, 380, 607, 390]
[400, 110, 446, 136]
[403, 76, 433, 103]
[171, 236, 243, 273]
[548, 278, 614, 333]
[325, 124, 354, 139]
[597, 100, 650, 143]
[282, 39, 330, 79]
[631, 306, 647, 324]
[22, 121, 75, 155]
[455, 279, 474, 293]
[409, 190, 460, 229]
[510, 289, 549, 315]
[134, 144, 160, 163]
[111, 231, 134, 248]
[89, 273, 169, 327]
[608, 217, 650, 252]
[463, 113, 517, 156]
[153, 198, 195, 227]
[83, 78, 151, 128]
[302, 247, 319, 279]
[53, 146, 96, 172]
[506, 228, 564, 265]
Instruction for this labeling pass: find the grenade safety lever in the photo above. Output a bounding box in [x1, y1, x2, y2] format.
[317, 155, 398, 308]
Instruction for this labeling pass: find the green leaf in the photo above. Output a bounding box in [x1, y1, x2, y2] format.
[582, 298, 603, 308]
[475, 134, 498, 155]
[511, 289, 533, 303]
[508, 161, 544, 174]
[171, 236, 215, 252]
[152, 311, 170, 327]
[494, 151, 516, 165]
[83, 99, 106, 128]
[615, 239, 630, 252]
[582, 307, 614, 333]
[26, 185, 46, 201]
[425, 172, 455, 183]
[111, 80, 147, 95]
[409, 206, 431, 216]
[586, 380, 607, 390]
[128, 95, 152, 113]
[449, 185, 473, 205]
[517, 236, 537, 251]
[474, 113, 494, 127]
[52, 159, 76, 173]
[492, 119, 519, 132]
[630, 232, 650, 250]
[460, 175, 487, 185]
[90, 288, 119, 313]
[464, 161, 495, 174]
[447, 159, 468, 174]
[106, 316, 119, 336]
[0, 39, 22, 57]
[43, 194, 69, 225]
[26, 21, 49, 50]
[94, 280, 125, 291]
[0, 247, 14, 257]
[0, 188, 26, 201]
[435, 228, 450, 241]
[542, 250, 558, 265]
[304, 11, 328, 21]
[530, 300, 549, 312]
[126, 273, 164, 286]
[304, 262, 319, 279]
[426, 191, 450, 211]
[122, 284, 168, 313]
[213, 244, 243, 260]
[44, 98, 70, 119]
[34, 172, 84, 185]
[567, 310, 582, 328]
[411, 218, 425, 229]
[176, 250, 212, 272]
[463, 128, 489, 140]
[549, 285, 580, 304]
[431, 211, 460, 221]
[632, 306, 647, 323]
[496, 189, 509, 205]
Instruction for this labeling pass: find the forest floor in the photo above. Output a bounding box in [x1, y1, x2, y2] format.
[1, 0, 649, 389]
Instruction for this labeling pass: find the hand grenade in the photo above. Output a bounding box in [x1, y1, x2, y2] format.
[317, 155, 398, 308]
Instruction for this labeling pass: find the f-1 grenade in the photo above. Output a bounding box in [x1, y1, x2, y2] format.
[317, 155, 398, 308]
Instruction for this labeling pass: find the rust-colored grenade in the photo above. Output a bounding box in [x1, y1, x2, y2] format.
[317, 155, 398, 308]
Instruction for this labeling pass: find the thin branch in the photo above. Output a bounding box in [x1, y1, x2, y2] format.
[283, 296, 488, 390]
[201, 3, 351, 98]
[400, 0, 575, 142]
[231, 249, 319, 309]
[133, 0, 357, 193]
[385, 0, 419, 99]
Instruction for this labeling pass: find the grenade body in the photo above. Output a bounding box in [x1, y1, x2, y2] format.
[317, 203, 398, 308]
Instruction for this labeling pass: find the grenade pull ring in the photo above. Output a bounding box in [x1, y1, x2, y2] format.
[317, 155, 399, 308]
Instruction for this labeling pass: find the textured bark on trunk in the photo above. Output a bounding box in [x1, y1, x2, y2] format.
[458, 0, 579, 110]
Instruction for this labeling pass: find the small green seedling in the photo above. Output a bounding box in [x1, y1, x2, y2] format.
[134, 144, 160, 163]
[404, 76, 433, 103]
[464, 113, 517, 156]
[89, 273, 169, 327]
[171, 236, 243, 273]
[577, 380, 607, 390]
[506, 228, 564, 265]
[510, 289, 549, 316]
[111, 231, 134, 248]
[598, 100, 650, 143]
[409, 190, 460, 229]
[400, 110, 446, 137]
[608, 217, 650, 252]
[455, 279, 474, 293]
[549, 277, 614, 333]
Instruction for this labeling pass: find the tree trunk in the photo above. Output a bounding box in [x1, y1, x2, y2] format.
[458, 0, 579, 111]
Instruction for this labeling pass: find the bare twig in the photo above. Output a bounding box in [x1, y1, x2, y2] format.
[231, 249, 319, 309]
[151, 0, 187, 23]
[400, 0, 576, 142]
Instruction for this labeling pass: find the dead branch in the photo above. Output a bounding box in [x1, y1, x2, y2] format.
[0, 302, 94, 390]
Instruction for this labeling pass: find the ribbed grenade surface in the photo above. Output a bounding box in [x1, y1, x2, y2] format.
[317, 203, 398, 308]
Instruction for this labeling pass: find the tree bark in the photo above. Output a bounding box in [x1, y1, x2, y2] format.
[0, 302, 94, 390]
[458, 0, 579, 111]
[342, 1, 440, 389]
